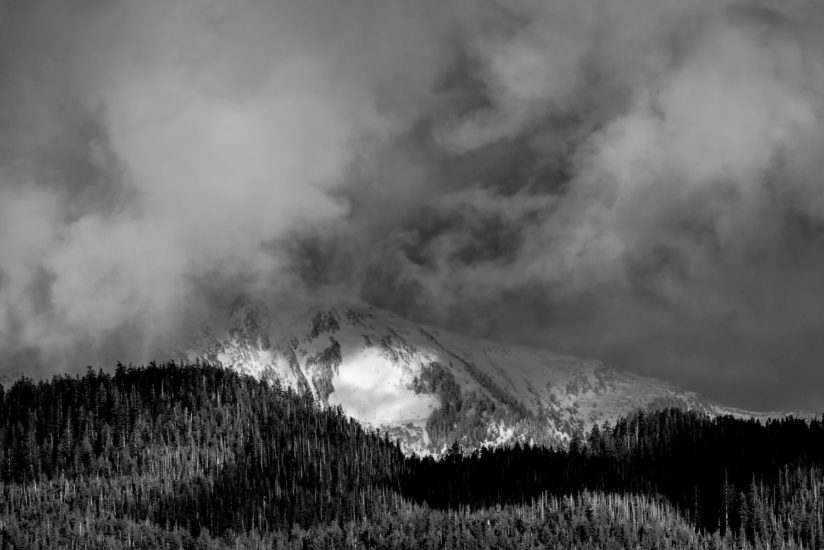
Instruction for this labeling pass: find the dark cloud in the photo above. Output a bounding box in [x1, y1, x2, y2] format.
[1, 0, 824, 411]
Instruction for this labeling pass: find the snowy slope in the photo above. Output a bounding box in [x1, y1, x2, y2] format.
[185, 298, 789, 454]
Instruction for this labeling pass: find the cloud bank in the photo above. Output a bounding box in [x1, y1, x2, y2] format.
[1, 0, 824, 410]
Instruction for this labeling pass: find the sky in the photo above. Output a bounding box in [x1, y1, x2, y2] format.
[1, 0, 824, 411]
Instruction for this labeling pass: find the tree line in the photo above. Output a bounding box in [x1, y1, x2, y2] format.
[0, 362, 822, 549]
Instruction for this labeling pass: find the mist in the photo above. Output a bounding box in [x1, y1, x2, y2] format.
[1, 0, 824, 411]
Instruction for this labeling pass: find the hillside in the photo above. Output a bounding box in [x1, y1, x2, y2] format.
[186, 299, 755, 454]
[0, 363, 822, 549]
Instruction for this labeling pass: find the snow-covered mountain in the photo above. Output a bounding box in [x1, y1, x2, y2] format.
[184, 298, 778, 455]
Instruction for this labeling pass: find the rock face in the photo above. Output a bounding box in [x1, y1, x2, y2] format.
[185, 299, 749, 455]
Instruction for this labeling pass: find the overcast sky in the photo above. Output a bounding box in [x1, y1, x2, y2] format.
[1, 0, 824, 411]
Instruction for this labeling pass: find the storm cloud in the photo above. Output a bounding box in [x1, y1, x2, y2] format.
[1, 0, 824, 411]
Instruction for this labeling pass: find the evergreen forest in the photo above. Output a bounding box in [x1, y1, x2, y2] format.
[0, 362, 822, 549]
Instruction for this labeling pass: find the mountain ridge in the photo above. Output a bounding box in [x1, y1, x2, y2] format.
[184, 298, 800, 454]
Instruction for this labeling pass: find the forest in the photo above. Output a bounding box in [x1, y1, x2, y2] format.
[0, 362, 822, 549]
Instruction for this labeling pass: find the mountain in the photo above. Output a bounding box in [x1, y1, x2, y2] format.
[185, 298, 776, 454]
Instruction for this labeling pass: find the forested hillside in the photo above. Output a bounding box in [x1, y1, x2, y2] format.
[0, 363, 821, 549]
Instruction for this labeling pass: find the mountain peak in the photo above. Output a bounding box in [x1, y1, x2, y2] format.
[187, 300, 758, 454]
